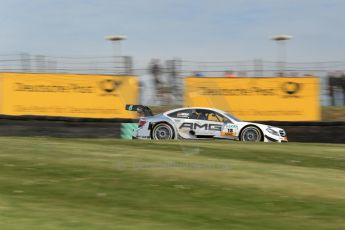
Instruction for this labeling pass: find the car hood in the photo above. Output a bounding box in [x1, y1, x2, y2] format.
[236, 121, 283, 132]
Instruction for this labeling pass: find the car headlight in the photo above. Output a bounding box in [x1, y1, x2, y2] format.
[266, 127, 279, 136]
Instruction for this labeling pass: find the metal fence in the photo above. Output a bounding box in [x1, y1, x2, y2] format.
[0, 53, 132, 75]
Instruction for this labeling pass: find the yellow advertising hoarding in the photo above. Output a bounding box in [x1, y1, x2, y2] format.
[0, 76, 2, 115]
[184, 77, 320, 121]
[0, 73, 138, 119]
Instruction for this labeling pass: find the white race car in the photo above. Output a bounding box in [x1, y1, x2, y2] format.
[126, 105, 288, 142]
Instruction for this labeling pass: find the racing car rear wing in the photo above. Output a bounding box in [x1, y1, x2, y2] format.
[125, 104, 154, 116]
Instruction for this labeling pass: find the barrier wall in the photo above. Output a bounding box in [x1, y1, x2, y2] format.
[0, 73, 138, 119]
[184, 77, 320, 121]
[0, 115, 343, 143]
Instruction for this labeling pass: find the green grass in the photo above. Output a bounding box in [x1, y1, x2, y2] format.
[0, 138, 344, 230]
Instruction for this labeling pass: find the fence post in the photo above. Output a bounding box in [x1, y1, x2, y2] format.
[124, 56, 133, 75]
[20, 53, 31, 72]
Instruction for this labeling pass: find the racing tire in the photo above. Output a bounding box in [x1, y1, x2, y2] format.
[240, 126, 262, 142]
[152, 123, 175, 140]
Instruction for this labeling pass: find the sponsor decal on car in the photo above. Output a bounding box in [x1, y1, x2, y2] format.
[225, 123, 238, 130]
[220, 131, 235, 137]
[179, 122, 222, 131]
[176, 112, 190, 118]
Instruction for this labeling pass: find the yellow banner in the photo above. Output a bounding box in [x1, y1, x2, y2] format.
[0, 73, 138, 118]
[0, 76, 3, 115]
[184, 77, 320, 121]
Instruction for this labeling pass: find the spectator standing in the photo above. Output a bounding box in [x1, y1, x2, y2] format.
[149, 59, 162, 97]
[340, 73, 345, 106]
[193, 71, 204, 77]
[150, 59, 162, 84]
[224, 70, 236, 78]
[328, 72, 336, 106]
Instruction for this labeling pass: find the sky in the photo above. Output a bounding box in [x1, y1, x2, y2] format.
[1, 0, 345, 65]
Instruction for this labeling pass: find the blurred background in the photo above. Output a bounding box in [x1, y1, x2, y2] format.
[1, 52, 345, 118]
[0, 0, 344, 126]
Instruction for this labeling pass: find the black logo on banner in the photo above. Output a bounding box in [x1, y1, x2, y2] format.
[99, 79, 122, 96]
[281, 82, 301, 97]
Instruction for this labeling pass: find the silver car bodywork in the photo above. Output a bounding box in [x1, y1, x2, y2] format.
[132, 107, 288, 142]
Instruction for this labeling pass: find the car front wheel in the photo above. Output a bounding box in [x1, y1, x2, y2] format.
[240, 126, 262, 142]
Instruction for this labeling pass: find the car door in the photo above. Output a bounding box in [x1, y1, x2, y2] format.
[217, 118, 239, 140]
[166, 109, 194, 139]
[187, 109, 224, 138]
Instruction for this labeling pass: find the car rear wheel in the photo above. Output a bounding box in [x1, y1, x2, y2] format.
[152, 123, 174, 140]
[240, 126, 262, 142]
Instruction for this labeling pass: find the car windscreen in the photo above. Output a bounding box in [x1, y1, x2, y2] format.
[225, 112, 241, 122]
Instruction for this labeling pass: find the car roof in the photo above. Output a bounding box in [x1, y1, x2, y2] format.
[164, 107, 227, 115]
